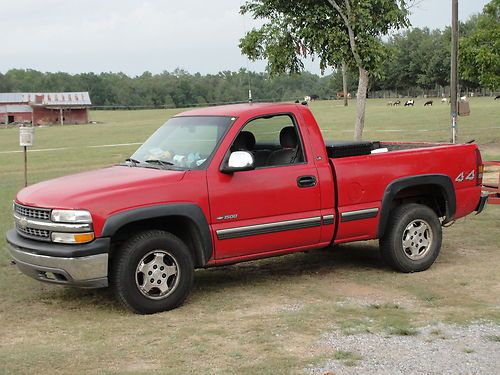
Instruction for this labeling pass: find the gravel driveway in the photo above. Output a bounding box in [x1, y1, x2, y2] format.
[308, 323, 500, 375]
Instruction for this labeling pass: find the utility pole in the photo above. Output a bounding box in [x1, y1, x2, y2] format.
[450, 0, 458, 143]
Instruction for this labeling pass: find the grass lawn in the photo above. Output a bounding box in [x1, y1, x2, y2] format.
[0, 98, 499, 374]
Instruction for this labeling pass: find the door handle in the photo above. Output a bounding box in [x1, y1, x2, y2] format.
[297, 175, 317, 188]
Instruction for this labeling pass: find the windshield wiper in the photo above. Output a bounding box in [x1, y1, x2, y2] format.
[145, 159, 175, 169]
[125, 158, 141, 166]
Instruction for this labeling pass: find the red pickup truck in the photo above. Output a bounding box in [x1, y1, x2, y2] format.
[6, 103, 488, 314]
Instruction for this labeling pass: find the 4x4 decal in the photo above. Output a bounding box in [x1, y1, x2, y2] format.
[455, 170, 475, 182]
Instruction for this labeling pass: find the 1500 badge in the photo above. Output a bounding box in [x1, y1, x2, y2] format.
[455, 170, 475, 182]
[216, 214, 238, 220]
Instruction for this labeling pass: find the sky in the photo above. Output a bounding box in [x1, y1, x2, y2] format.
[0, 0, 491, 76]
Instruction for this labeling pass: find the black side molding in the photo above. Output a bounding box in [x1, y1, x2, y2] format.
[101, 203, 212, 266]
[341, 208, 379, 222]
[377, 174, 456, 238]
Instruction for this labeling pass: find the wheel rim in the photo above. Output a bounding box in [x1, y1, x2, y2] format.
[135, 250, 180, 300]
[402, 219, 433, 261]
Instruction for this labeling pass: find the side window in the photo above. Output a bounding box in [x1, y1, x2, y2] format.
[231, 114, 305, 168]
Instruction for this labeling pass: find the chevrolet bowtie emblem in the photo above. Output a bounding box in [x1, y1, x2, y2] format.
[18, 217, 28, 229]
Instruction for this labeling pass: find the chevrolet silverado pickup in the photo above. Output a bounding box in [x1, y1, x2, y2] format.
[6, 103, 488, 314]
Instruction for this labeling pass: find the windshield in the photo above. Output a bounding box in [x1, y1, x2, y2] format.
[129, 116, 233, 170]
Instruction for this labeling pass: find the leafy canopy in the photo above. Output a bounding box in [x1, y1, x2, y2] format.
[460, 0, 500, 89]
[239, 0, 410, 75]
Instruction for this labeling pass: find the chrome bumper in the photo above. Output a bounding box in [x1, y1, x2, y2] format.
[6, 229, 109, 288]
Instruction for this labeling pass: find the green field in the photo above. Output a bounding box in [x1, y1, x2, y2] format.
[0, 98, 499, 374]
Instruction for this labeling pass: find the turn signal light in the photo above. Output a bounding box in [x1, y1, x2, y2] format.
[476, 149, 483, 186]
[51, 232, 95, 244]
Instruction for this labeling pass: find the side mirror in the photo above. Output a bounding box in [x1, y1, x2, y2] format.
[221, 151, 255, 174]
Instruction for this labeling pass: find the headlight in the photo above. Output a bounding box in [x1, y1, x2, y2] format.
[52, 232, 95, 244]
[51, 209, 92, 223]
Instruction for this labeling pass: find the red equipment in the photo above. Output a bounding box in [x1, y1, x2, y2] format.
[483, 161, 500, 204]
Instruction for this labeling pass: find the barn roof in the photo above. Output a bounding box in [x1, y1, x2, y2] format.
[0, 92, 91, 106]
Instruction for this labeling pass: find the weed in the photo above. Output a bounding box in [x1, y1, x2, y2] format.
[333, 350, 362, 366]
[487, 335, 500, 343]
[389, 325, 419, 336]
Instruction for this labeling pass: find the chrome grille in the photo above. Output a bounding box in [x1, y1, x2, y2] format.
[14, 203, 50, 221]
[16, 225, 50, 241]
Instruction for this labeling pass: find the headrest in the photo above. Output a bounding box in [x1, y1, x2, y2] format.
[279, 126, 298, 149]
[232, 131, 256, 151]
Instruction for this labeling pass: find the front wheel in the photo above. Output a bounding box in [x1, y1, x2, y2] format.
[380, 203, 442, 273]
[111, 230, 194, 314]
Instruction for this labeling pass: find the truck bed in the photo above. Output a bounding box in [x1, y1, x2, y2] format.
[329, 142, 481, 244]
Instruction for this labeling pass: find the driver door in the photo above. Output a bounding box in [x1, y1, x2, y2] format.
[207, 114, 322, 260]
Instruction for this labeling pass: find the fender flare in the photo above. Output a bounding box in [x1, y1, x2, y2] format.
[377, 174, 456, 238]
[101, 203, 212, 265]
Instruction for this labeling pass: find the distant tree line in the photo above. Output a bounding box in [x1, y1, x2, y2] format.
[0, 69, 334, 108]
[0, 1, 497, 108]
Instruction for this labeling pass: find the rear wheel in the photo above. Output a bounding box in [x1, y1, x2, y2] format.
[380, 203, 442, 273]
[111, 230, 194, 314]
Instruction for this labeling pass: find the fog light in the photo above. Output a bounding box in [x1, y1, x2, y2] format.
[52, 232, 95, 244]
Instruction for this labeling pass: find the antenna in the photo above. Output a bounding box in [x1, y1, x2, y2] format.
[242, 0, 253, 103]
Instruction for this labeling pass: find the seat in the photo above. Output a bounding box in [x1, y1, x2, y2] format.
[231, 131, 256, 152]
[267, 126, 300, 166]
[232, 131, 272, 168]
[253, 149, 272, 167]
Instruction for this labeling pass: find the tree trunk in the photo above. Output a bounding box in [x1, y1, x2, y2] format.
[354, 67, 369, 141]
[342, 62, 348, 107]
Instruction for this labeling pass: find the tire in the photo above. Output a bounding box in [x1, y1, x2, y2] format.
[380, 203, 442, 273]
[111, 230, 194, 314]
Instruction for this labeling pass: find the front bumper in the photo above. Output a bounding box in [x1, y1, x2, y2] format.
[475, 192, 489, 215]
[6, 229, 110, 288]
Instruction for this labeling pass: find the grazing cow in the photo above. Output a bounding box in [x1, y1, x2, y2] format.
[393, 100, 401, 106]
[424, 100, 433, 106]
[404, 100, 415, 106]
[460, 95, 467, 101]
[336, 92, 352, 99]
[495, 95, 500, 100]
[441, 98, 449, 103]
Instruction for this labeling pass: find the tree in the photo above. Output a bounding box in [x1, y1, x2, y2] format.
[341, 62, 349, 106]
[460, 0, 500, 90]
[239, 0, 410, 140]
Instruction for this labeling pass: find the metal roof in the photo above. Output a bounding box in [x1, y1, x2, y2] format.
[0, 92, 91, 106]
[0, 105, 33, 113]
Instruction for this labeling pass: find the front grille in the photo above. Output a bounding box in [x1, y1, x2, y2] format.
[14, 203, 50, 221]
[16, 225, 50, 241]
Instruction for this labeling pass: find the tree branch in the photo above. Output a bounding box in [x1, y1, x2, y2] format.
[327, 0, 362, 66]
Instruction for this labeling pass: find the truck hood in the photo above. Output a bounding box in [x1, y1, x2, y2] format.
[16, 166, 186, 211]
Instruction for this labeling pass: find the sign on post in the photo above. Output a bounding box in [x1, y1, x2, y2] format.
[20, 126, 34, 146]
[19, 126, 34, 187]
[458, 101, 471, 117]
